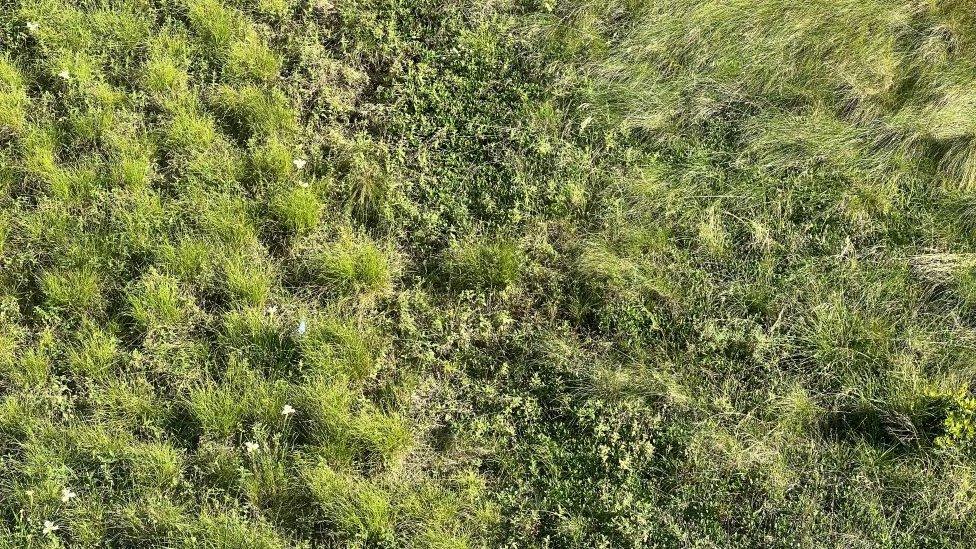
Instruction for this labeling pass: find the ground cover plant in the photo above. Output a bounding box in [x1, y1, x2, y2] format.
[2, 0, 976, 547]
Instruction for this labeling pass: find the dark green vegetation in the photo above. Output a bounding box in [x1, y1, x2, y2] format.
[2, 0, 976, 547]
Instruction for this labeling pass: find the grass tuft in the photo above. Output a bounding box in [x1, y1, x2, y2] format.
[297, 231, 394, 298]
[444, 238, 522, 291]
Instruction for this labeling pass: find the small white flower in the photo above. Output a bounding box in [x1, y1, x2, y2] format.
[266, 305, 278, 315]
[281, 404, 296, 416]
[26, 21, 40, 34]
[297, 180, 310, 189]
[296, 319, 307, 336]
[57, 69, 70, 80]
[293, 158, 307, 171]
[60, 487, 76, 502]
[42, 521, 59, 535]
[244, 441, 259, 453]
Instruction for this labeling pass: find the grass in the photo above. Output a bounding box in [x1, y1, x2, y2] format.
[2, 0, 976, 547]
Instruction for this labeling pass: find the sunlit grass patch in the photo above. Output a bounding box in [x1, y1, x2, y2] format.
[0, 55, 29, 138]
[296, 230, 394, 298]
[444, 237, 523, 292]
[222, 251, 276, 307]
[157, 236, 219, 287]
[184, 0, 242, 55]
[187, 379, 250, 439]
[128, 270, 196, 333]
[303, 463, 397, 543]
[298, 315, 381, 381]
[162, 104, 217, 155]
[269, 185, 322, 235]
[210, 84, 296, 141]
[194, 509, 290, 548]
[194, 193, 258, 249]
[226, 33, 282, 84]
[88, 375, 162, 431]
[41, 265, 103, 316]
[248, 137, 296, 185]
[143, 46, 191, 106]
[67, 325, 120, 380]
[219, 307, 295, 374]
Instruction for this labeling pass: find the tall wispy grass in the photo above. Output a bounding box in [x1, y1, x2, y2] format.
[545, 0, 976, 188]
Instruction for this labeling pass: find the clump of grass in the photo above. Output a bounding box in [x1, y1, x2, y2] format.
[41, 266, 103, 316]
[187, 379, 249, 439]
[42, 163, 100, 205]
[222, 251, 275, 307]
[112, 495, 193, 544]
[269, 186, 321, 235]
[9, 330, 56, 387]
[126, 441, 184, 491]
[67, 325, 119, 379]
[220, 307, 292, 371]
[157, 237, 218, 287]
[196, 194, 258, 250]
[109, 139, 155, 188]
[90, 375, 161, 431]
[444, 238, 523, 291]
[297, 375, 356, 451]
[248, 138, 295, 184]
[128, 270, 194, 333]
[226, 33, 282, 83]
[0, 55, 28, 138]
[195, 509, 289, 548]
[352, 407, 412, 467]
[303, 463, 397, 543]
[162, 104, 217, 155]
[185, 0, 242, 55]
[210, 84, 296, 141]
[297, 231, 394, 298]
[143, 53, 190, 108]
[298, 316, 380, 381]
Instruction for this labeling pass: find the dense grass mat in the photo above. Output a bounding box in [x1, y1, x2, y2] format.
[2, 0, 976, 547]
